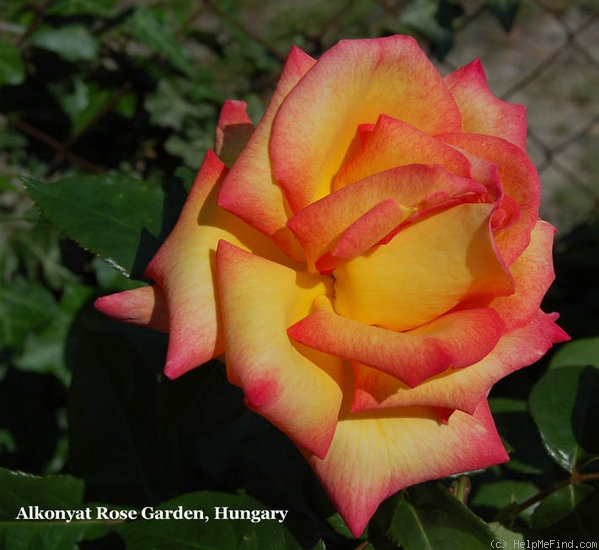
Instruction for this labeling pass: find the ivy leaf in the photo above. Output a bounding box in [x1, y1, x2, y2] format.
[14, 284, 94, 384]
[128, 7, 195, 76]
[23, 174, 166, 278]
[372, 483, 496, 549]
[116, 491, 303, 549]
[0, 278, 56, 350]
[0, 40, 25, 86]
[530, 483, 595, 530]
[29, 25, 99, 62]
[401, 0, 463, 60]
[144, 79, 215, 130]
[0, 468, 105, 549]
[529, 365, 599, 473]
[484, 0, 521, 31]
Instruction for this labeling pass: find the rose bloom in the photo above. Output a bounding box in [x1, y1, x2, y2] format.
[96, 35, 568, 535]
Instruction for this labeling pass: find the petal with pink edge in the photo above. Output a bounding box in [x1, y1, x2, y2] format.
[94, 285, 168, 332]
[214, 99, 254, 167]
[352, 310, 570, 414]
[334, 115, 472, 190]
[218, 46, 316, 261]
[147, 150, 293, 379]
[333, 203, 514, 331]
[271, 36, 462, 211]
[491, 220, 556, 330]
[305, 400, 508, 537]
[215, 240, 345, 458]
[445, 60, 527, 151]
[287, 164, 486, 270]
[288, 296, 504, 387]
[439, 133, 540, 265]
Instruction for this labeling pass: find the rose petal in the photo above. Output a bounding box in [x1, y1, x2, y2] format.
[218, 46, 317, 261]
[306, 400, 508, 537]
[271, 35, 462, 212]
[334, 114, 472, 190]
[333, 203, 514, 331]
[214, 99, 254, 167]
[147, 150, 293, 379]
[288, 297, 505, 387]
[287, 164, 486, 271]
[94, 285, 168, 332]
[352, 310, 569, 414]
[215, 240, 345, 458]
[445, 60, 527, 151]
[491, 220, 557, 330]
[439, 133, 540, 265]
[315, 198, 407, 274]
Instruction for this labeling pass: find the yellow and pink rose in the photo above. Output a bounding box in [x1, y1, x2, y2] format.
[96, 35, 568, 535]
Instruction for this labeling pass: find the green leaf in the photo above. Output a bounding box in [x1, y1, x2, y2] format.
[0, 278, 56, 350]
[484, 0, 521, 31]
[529, 366, 599, 473]
[530, 483, 595, 529]
[0, 40, 25, 85]
[128, 7, 194, 76]
[29, 25, 99, 62]
[470, 480, 539, 521]
[549, 338, 599, 370]
[401, 0, 462, 60]
[144, 79, 215, 130]
[373, 483, 496, 549]
[23, 174, 165, 278]
[50, 78, 114, 135]
[488, 523, 524, 547]
[14, 284, 94, 384]
[117, 491, 302, 549]
[489, 397, 553, 474]
[0, 468, 106, 549]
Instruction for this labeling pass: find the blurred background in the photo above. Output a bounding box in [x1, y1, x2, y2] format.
[1, 0, 597, 231]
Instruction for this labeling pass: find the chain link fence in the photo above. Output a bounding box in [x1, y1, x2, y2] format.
[440, 0, 598, 232]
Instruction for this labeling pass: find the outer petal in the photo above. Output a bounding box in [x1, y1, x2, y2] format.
[147, 151, 293, 379]
[288, 296, 505, 387]
[352, 311, 569, 414]
[445, 60, 527, 151]
[333, 203, 514, 331]
[490, 220, 557, 330]
[94, 285, 168, 332]
[215, 240, 345, 458]
[334, 115, 472, 190]
[439, 133, 540, 265]
[271, 35, 462, 211]
[287, 164, 486, 271]
[218, 46, 317, 260]
[214, 99, 254, 167]
[306, 400, 508, 537]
